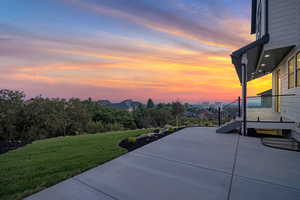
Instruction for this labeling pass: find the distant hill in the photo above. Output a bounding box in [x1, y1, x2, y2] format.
[97, 100, 112, 106]
[97, 99, 142, 111]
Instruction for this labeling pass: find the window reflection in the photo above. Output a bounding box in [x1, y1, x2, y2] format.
[297, 52, 300, 87]
[288, 57, 295, 89]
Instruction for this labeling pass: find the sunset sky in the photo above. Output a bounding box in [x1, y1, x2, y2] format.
[0, 0, 271, 103]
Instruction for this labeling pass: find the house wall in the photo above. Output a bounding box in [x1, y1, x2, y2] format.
[265, 0, 300, 50]
[256, 0, 267, 39]
[291, 125, 300, 142]
[272, 46, 300, 124]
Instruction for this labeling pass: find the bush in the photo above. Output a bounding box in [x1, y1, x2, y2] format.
[0, 89, 137, 142]
[0, 89, 25, 141]
[86, 121, 105, 134]
[128, 136, 136, 144]
[105, 123, 124, 132]
[0, 89, 214, 144]
[86, 121, 124, 134]
[168, 127, 175, 133]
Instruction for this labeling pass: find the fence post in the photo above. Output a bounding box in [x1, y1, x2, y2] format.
[238, 96, 241, 117]
[218, 107, 221, 126]
[241, 62, 247, 136]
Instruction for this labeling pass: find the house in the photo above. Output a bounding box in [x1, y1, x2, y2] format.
[257, 89, 272, 108]
[211, 102, 224, 109]
[218, 0, 300, 140]
[97, 99, 141, 112]
[200, 101, 210, 109]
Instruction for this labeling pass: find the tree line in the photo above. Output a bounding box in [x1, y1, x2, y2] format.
[0, 89, 188, 142]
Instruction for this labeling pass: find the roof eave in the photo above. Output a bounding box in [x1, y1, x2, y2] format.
[231, 34, 270, 84]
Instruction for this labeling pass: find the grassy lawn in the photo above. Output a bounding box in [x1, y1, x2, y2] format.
[0, 129, 151, 200]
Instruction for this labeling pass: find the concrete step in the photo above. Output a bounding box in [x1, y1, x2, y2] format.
[216, 120, 241, 133]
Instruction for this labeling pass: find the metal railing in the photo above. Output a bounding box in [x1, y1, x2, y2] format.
[246, 94, 299, 122]
[218, 97, 241, 126]
[217, 93, 300, 126]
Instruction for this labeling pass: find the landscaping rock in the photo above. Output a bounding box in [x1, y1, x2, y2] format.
[164, 124, 172, 128]
[153, 129, 160, 133]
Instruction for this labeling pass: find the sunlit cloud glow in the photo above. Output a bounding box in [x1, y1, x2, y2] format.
[0, 0, 271, 103]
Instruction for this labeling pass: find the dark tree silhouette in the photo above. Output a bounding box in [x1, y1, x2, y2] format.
[146, 98, 155, 108]
[171, 101, 184, 127]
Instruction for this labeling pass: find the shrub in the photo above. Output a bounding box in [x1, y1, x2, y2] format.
[86, 121, 105, 134]
[168, 127, 175, 133]
[105, 123, 124, 132]
[128, 136, 136, 144]
[86, 122, 125, 134]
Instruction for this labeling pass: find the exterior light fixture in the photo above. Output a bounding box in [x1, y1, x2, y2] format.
[258, 69, 262, 72]
[264, 54, 270, 58]
[261, 64, 266, 67]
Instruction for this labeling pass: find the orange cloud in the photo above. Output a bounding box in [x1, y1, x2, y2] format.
[1, 1, 272, 103]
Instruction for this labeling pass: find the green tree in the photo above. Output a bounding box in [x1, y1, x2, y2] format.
[150, 107, 172, 127]
[23, 97, 65, 139]
[171, 101, 185, 127]
[65, 98, 89, 135]
[146, 98, 155, 108]
[133, 104, 153, 128]
[0, 89, 25, 141]
[0, 89, 208, 142]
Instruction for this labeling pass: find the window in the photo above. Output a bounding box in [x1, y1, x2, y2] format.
[288, 57, 295, 89]
[297, 52, 300, 87]
[256, 0, 262, 39]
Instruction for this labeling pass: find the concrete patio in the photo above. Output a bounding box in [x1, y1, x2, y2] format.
[25, 127, 300, 200]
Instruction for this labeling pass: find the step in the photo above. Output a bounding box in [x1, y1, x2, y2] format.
[216, 120, 241, 133]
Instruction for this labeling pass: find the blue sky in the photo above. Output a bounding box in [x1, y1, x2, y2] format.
[0, 0, 271, 103]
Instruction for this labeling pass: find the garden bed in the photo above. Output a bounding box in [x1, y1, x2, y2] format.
[119, 127, 185, 151]
[0, 140, 32, 154]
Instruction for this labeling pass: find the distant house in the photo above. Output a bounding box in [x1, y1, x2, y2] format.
[97, 100, 112, 106]
[218, 0, 300, 140]
[197, 109, 215, 120]
[200, 101, 210, 109]
[257, 89, 272, 108]
[98, 99, 141, 112]
[212, 102, 223, 109]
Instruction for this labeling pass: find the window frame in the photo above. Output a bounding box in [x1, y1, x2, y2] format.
[256, 0, 262, 39]
[288, 56, 295, 89]
[297, 52, 300, 87]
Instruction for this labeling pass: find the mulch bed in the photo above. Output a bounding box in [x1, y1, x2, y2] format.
[119, 127, 185, 151]
[0, 140, 32, 154]
[119, 132, 169, 151]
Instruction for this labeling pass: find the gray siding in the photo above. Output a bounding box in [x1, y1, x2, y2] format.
[298, 0, 300, 44]
[272, 46, 300, 123]
[256, 0, 267, 39]
[265, 0, 300, 50]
